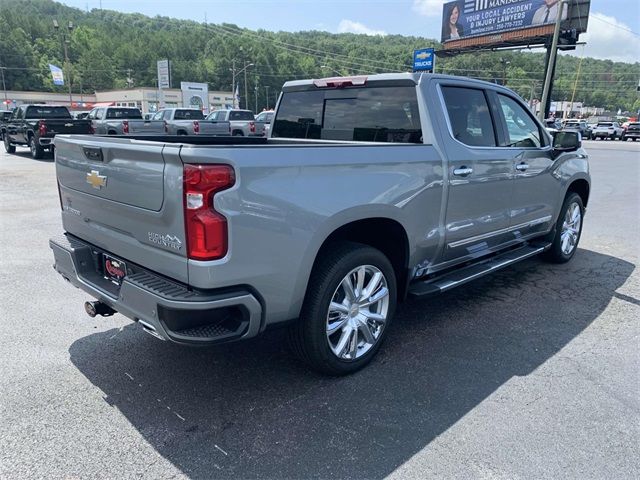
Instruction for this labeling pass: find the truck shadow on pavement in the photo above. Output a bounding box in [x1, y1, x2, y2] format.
[69, 248, 634, 479]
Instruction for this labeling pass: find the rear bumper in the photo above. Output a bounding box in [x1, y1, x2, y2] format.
[49, 234, 263, 345]
[39, 137, 53, 146]
[623, 132, 640, 138]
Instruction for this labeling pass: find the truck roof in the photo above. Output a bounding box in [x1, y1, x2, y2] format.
[282, 73, 514, 93]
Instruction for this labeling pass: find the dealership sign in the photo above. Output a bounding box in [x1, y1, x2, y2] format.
[157, 59, 171, 89]
[442, 0, 589, 44]
[49, 64, 64, 86]
[413, 48, 435, 72]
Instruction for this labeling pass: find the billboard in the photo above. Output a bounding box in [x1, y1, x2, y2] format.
[441, 0, 590, 50]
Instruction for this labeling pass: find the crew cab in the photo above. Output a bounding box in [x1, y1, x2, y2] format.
[3, 105, 92, 159]
[151, 108, 231, 136]
[206, 109, 265, 137]
[50, 73, 590, 375]
[592, 121, 624, 140]
[87, 106, 165, 135]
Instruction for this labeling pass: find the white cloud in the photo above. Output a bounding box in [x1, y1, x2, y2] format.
[337, 19, 387, 36]
[561, 12, 639, 63]
[412, 0, 446, 17]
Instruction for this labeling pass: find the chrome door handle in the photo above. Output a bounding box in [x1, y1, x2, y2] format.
[453, 167, 473, 177]
[516, 163, 529, 171]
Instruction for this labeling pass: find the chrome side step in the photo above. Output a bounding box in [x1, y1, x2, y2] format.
[408, 243, 549, 297]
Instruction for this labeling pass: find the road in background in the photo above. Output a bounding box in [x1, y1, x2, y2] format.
[1, 140, 638, 479]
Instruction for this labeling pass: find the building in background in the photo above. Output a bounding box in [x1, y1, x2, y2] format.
[1, 87, 234, 113]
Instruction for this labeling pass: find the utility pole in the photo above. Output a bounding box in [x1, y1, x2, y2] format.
[539, 0, 567, 121]
[54, 20, 74, 105]
[265, 85, 270, 110]
[254, 76, 258, 113]
[500, 58, 510, 86]
[243, 61, 249, 111]
[0, 66, 7, 107]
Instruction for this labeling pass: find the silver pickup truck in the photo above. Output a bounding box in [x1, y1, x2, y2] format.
[206, 109, 265, 137]
[151, 108, 231, 136]
[50, 73, 590, 375]
[88, 106, 165, 135]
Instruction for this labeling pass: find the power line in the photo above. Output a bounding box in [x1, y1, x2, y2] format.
[590, 15, 640, 38]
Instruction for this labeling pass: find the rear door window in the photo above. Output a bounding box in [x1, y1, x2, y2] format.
[441, 87, 496, 147]
[272, 86, 422, 143]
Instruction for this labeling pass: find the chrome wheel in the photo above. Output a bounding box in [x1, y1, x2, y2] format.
[560, 202, 582, 255]
[326, 265, 389, 360]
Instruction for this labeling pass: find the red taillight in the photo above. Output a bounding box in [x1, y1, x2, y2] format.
[88, 123, 95, 134]
[193, 120, 200, 134]
[38, 121, 47, 136]
[164, 120, 168, 133]
[122, 120, 129, 134]
[183, 164, 235, 261]
[249, 121, 256, 133]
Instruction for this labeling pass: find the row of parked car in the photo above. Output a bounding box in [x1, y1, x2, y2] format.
[0, 105, 275, 159]
[544, 118, 640, 141]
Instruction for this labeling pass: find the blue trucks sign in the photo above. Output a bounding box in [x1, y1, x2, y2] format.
[413, 48, 435, 73]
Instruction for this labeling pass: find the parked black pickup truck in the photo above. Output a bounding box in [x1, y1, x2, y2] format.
[2, 104, 93, 159]
[0, 110, 13, 141]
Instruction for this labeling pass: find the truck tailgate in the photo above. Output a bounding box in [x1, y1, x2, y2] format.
[54, 135, 188, 283]
[128, 120, 165, 134]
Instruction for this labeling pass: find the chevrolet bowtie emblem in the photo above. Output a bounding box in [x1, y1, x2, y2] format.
[86, 170, 107, 189]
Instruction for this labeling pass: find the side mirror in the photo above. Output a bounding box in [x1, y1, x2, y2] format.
[553, 130, 581, 152]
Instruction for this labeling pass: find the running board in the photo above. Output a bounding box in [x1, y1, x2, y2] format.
[408, 243, 549, 297]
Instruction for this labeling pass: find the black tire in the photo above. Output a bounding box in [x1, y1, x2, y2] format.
[3, 133, 16, 153]
[544, 192, 584, 264]
[232, 130, 244, 137]
[633, 138, 637, 142]
[289, 241, 397, 376]
[107, 130, 117, 135]
[177, 130, 188, 136]
[29, 135, 44, 159]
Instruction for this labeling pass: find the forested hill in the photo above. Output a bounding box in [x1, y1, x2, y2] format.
[1, 0, 638, 111]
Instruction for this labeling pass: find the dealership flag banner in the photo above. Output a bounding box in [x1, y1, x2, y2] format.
[441, 0, 569, 43]
[49, 64, 64, 86]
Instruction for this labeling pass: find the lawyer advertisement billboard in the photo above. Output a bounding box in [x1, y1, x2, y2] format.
[441, 0, 590, 49]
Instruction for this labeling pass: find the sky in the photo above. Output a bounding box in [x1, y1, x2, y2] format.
[58, 0, 640, 63]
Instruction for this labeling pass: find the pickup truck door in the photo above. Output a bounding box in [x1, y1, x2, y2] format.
[7, 106, 25, 143]
[436, 85, 514, 266]
[490, 92, 556, 239]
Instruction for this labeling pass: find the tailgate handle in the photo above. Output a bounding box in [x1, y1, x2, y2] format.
[82, 146, 103, 162]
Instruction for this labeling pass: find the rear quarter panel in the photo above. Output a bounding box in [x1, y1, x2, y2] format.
[179, 143, 445, 325]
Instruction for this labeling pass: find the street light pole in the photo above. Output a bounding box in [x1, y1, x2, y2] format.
[230, 61, 254, 109]
[265, 85, 270, 110]
[54, 20, 74, 105]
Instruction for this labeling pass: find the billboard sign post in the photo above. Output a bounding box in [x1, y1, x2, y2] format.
[413, 48, 435, 73]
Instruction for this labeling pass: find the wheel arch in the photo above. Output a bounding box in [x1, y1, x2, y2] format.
[566, 177, 590, 208]
[301, 216, 411, 311]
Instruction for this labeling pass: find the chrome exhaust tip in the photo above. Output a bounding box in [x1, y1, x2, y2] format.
[84, 301, 116, 318]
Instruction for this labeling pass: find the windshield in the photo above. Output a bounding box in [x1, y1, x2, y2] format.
[174, 109, 204, 120]
[106, 108, 142, 119]
[229, 110, 255, 121]
[597, 123, 613, 127]
[25, 106, 71, 119]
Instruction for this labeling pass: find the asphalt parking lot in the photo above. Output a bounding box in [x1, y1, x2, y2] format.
[1, 139, 638, 479]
